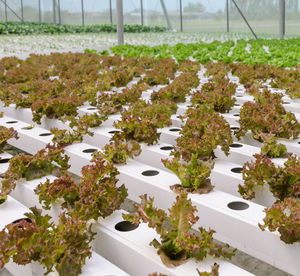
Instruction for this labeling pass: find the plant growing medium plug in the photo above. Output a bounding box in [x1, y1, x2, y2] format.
[123, 193, 235, 267]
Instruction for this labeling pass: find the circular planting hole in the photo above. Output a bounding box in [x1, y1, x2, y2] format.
[12, 218, 33, 228]
[115, 221, 138, 232]
[231, 127, 240, 131]
[230, 143, 243, 148]
[0, 158, 10, 163]
[142, 170, 160, 176]
[6, 121, 18, 124]
[227, 201, 249, 211]
[82, 148, 97, 153]
[108, 130, 121, 134]
[160, 146, 174, 151]
[233, 114, 240, 117]
[231, 167, 243, 174]
[13, 218, 32, 224]
[39, 133, 52, 137]
[283, 102, 290, 104]
[87, 107, 97, 110]
[235, 95, 243, 97]
[234, 104, 240, 106]
[169, 128, 181, 132]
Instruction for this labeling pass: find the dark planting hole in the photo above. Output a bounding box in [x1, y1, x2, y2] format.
[142, 170, 159, 176]
[13, 218, 32, 224]
[6, 121, 18, 124]
[169, 128, 181, 132]
[231, 127, 239, 131]
[230, 143, 243, 148]
[82, 148, 97, 153]
[115, 221, 138, 232]
[12, 218, 33, 228]
[39, 133, 52, 137]
[160, 146, 173, 151]
[108, 130, 121, 134]
[176, 115, 181, 118]
[283, 102, 290, 104]
[233, 114, 240, 117]
[298, 142, 300, 144]
[231, 167, 243, 173]
[0, 158, 10, 163]
[234, 104, 240, 106]
[236, 95, 243, 97]
[87, 107, 97, 110]
[227, 201, 249, 211]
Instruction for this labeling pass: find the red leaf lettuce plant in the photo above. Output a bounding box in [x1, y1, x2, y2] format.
[0, 207, 95, 276]
[239, 154, 300, 201]
[0, 144, 70, 204]
[123, 193, 235, 267]
[259, 197, 300, 244]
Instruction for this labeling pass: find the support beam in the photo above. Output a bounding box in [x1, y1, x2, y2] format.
[279, 0, 285, 39]
[179, 0, 183, 31]
[1, 0, 23, 22]
[81, 0, 85, 26]
[38, 0, 41, 23]
[52, 0, 56, 24]
[58, 0, 61, 24]
[231, 0, 257, 39]
[226, 0, 229, 32]
[109, 0, 113, 24]
[140, 0, 143, 26]
[160, 0, 173, 30]
[20, 0, 24, 22]
[116, 0, 124, 45]
[4, 0, 7, 22]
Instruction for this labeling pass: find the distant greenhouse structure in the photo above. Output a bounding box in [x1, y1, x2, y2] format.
[0, 0, 300, 37]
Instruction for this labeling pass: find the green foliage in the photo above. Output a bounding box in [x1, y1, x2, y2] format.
[109, 38, 300, 67]
[173, 106, 233, 161]
[239, 154, 300, 201]
[0, 207, 95, 275]
[0, 22, 167, 35]
[123, 193, 235, 267]
[162, 154, 214, 193]
[0, 144, 70, 204]
[259, 197, 300, 244]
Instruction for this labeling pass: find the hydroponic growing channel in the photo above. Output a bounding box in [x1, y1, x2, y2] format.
[0, 51, 299, 276]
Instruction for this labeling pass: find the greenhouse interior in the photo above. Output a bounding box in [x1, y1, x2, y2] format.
[0, 0, 299, 276]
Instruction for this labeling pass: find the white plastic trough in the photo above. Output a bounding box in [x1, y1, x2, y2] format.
[0, 118, 298, 275]
[0, 196, 128, 276]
